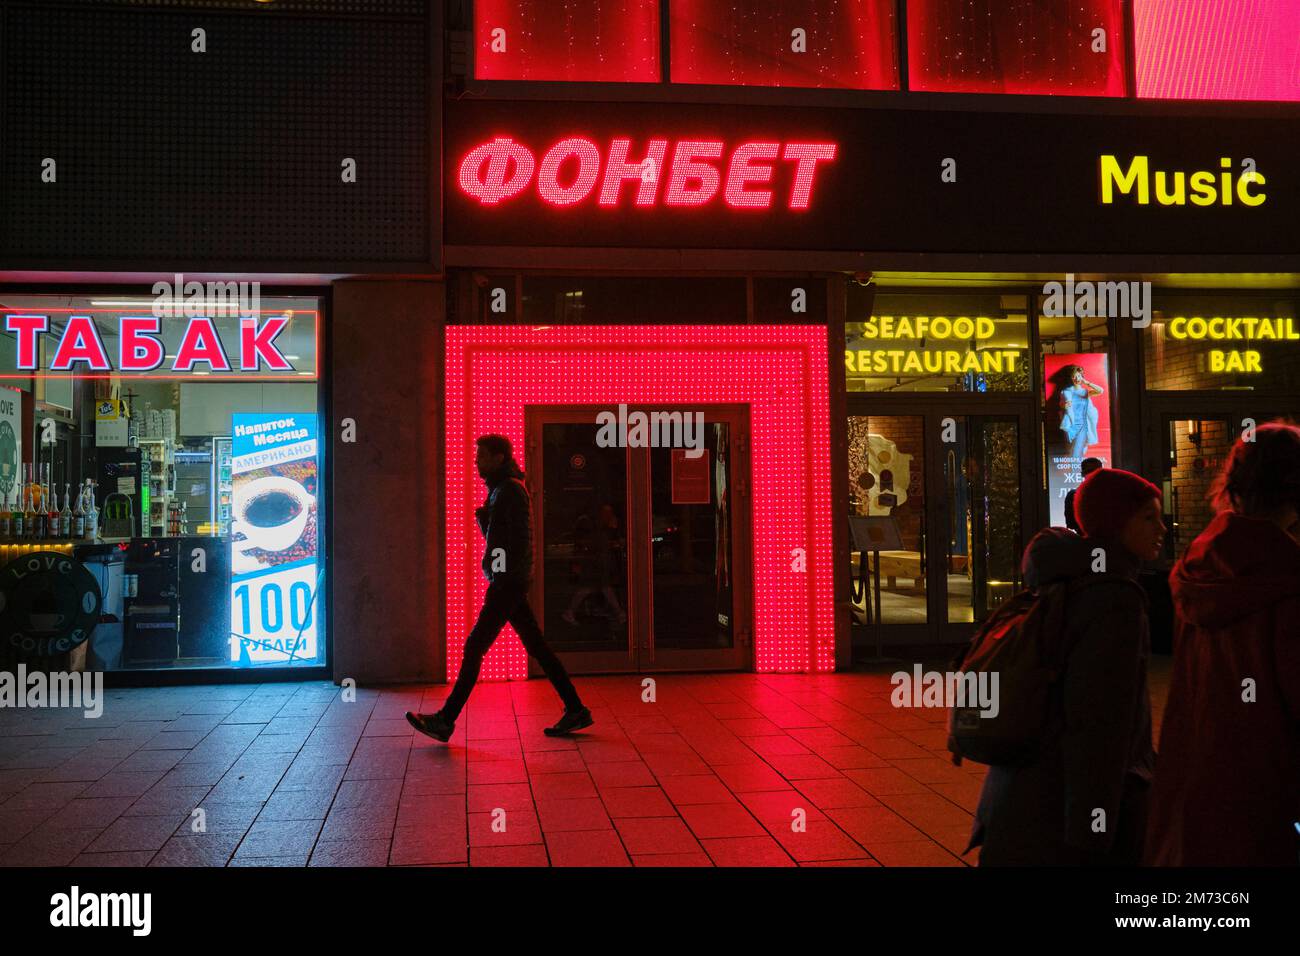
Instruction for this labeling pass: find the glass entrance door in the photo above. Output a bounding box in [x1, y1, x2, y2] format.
[532, 415, 631, 672]
[1155, 411, 1284, 567]
[643, 416, 749, 669]
[940, 416, 1025, 625]
[847, 404, 1034, 646]
[526, 405, 752, 673]
[847, 414, 928, 626]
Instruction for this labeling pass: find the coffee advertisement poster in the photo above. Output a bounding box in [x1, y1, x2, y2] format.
[229, 413, 321, 666]
[0, 386, 20, 505]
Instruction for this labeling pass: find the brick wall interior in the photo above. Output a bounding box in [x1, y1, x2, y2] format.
[1166, 418, 1233, 559]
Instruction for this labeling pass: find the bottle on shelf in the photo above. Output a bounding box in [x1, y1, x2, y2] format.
[59, 484, 72, 538]
[38, 463, 50, 512]
[39, 481, 48, 539]
[28, 481, 41, 541]
[0, 490, 10, 539]
[18, 464, 31, 539]
[45, 483, 59, 539]
[72, 483, 85, 539]
[83, 481, 99, 541]
[33, 466, 45, 539]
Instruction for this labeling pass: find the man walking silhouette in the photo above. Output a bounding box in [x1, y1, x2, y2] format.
[407, 434, 592, 742]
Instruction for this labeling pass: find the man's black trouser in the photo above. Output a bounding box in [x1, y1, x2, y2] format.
[441, 579, 583, 722]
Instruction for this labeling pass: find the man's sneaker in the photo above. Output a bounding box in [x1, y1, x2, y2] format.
[406, 710, 454, 743]
[543, 706, 594, 737]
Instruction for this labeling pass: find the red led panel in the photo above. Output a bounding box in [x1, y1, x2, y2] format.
[1134, 0, 1300, 102]
[474, 0, 661, 82]
[445, 325, 835, 683]
[907, 0, 1126, 96]
[671, 0, 898, 89]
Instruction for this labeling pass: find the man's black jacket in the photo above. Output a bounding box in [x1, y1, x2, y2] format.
[1064, 487, 1081, 533]
[476, 460, 534, 588]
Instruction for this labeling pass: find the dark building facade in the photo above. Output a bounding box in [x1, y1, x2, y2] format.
[1, 0, 1296, 684]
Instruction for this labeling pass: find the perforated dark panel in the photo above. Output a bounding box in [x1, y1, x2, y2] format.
[1, 3, 431, 267]
[40, 0, 426, 16]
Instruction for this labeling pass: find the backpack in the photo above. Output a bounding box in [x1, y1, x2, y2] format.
[946, 572, 1147, 767]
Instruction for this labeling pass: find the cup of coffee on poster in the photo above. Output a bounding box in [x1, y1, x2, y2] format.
[233, 475, 313, 554]
[1043, 353, 1113, 528]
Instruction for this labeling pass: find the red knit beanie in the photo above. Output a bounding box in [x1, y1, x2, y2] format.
[1074, 468, 1162, 539]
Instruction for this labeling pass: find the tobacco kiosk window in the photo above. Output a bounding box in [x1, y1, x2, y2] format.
[0, 294, 324, 672]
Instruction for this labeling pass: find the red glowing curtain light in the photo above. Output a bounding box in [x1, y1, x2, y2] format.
[445, 325, 835, 682]
[907, 0, 1126, 96]
[1134, 0, 1300, 102]
[474, 0, 661, 82]
[671, 0, 898, 89]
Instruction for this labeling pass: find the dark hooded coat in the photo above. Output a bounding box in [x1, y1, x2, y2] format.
[969, 528, 1155, 865]
[1145, 512, 1300, 866]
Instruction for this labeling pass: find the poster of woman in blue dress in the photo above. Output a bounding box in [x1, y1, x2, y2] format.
[1043, 354, 1112, 527]
[1058, 364, 1104, 458]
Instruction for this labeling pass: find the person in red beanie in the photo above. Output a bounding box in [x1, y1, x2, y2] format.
[1146, 422, 1300, 866]
[969, 467, 1163, 865]
[1073, 467, 1167, 559]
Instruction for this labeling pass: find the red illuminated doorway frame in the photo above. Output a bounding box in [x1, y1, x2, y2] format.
[525, 403, 753, 674]
[444, 324, 834, 685]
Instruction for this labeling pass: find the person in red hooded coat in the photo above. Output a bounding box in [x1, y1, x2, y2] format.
[1146, 421, 1300, 866]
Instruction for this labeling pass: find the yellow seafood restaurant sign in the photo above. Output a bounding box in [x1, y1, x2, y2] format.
[846, 316, 1021, 376]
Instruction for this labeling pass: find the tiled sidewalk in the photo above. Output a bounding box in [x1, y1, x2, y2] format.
[0, 662, 1172, 867]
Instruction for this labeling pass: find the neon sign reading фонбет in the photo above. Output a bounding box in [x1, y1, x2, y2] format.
[457, 136, 838, 210]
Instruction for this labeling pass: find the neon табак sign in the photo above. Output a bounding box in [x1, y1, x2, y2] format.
[458, 136, 838, 209]
[2, 311, 305, 378]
